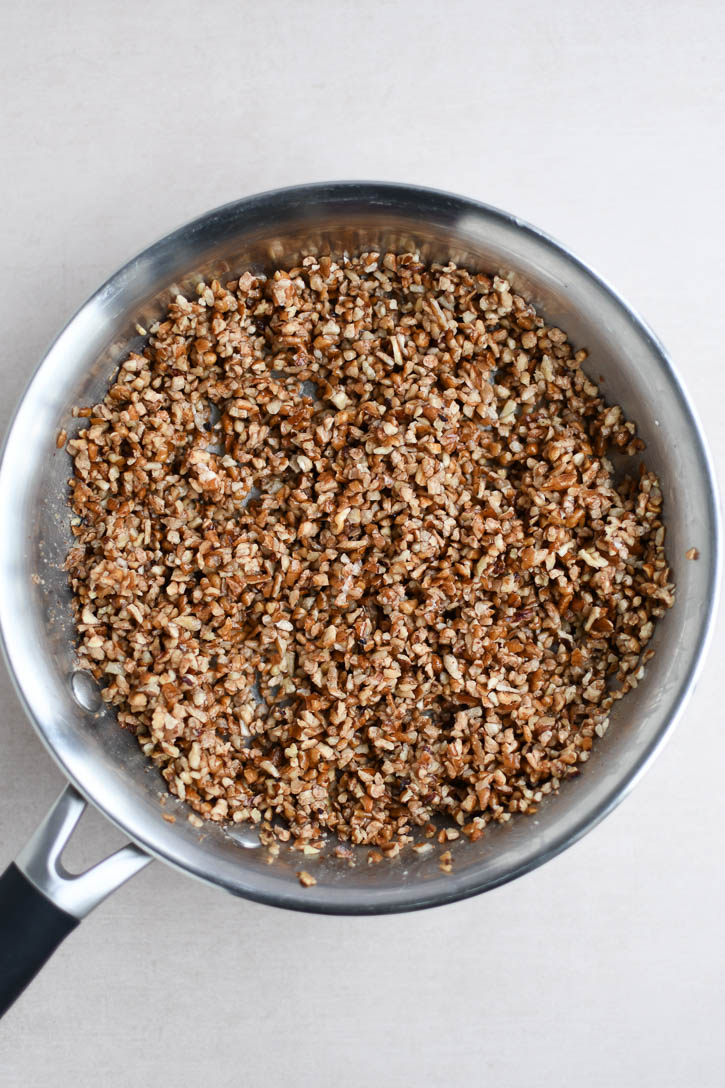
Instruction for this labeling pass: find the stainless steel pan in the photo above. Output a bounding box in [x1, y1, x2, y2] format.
[0, 183, 719, 1014]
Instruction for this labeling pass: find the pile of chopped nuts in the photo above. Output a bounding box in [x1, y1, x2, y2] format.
[64, 252, 674, 855]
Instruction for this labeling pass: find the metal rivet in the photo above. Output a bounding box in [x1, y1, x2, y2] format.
[70, 670, 102, 712]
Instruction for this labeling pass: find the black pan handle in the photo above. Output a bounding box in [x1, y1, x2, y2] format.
[0, 863, 78, 1016]
[0, 785, 151, 1018]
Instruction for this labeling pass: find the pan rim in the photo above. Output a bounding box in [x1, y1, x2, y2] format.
[0, 180, 720, 914]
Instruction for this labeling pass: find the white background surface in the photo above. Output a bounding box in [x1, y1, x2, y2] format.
[1, 2, 724, 1085]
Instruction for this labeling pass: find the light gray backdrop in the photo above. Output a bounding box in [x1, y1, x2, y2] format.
[1, 2, 723, 1085]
